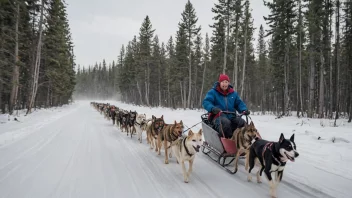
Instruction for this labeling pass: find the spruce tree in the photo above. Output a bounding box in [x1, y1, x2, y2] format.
[179, 0, 201, 108]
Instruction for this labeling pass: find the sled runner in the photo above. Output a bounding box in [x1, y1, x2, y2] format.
[201, 112, 259, 174]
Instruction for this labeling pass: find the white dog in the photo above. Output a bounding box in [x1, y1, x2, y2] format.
[171, 129, 203, 183]
[135, 114, 147, 143]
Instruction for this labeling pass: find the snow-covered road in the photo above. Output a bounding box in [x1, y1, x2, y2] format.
[0, 102, 333, 198]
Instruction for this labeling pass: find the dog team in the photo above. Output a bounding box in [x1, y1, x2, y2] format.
[88, 72, 298, 198]
[91, 101, 298, 198]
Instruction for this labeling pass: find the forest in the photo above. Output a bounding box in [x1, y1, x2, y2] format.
[2, 0, 350, 121]
[76, 0, 352, 121]
[0, 0, 75, 115]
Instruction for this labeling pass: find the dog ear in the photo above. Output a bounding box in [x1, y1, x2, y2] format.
[152, 115, 156, 120]
[161, 115, 164, 119]
[279, 133, 285, 144]
[198, 129, 202, 136]
[180, 120, 183, 125]
[290, 134, 295, 142]
[188, 130, 194, 136]
[174, 120, 177, 125]
[244, 122, 249, 129]
[250, 121, 255, 127]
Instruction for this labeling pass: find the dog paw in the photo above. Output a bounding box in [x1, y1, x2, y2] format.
[184, 177, 189, 183]
[257, 179, 262, 183]
[164, 160, 169, 164]
[247, 175, 252, 182]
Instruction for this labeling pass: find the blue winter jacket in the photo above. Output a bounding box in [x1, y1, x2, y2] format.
[202, 82, 247, 120]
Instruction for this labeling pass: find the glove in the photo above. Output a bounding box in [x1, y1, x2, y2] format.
[242, 110, 250, 115]
[212, 107, 222, 115]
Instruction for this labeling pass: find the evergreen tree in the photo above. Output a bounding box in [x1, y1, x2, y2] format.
[179, 0, 201, 108]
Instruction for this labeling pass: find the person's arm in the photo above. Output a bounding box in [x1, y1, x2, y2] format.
[202, 90, 216, 112]
[234, 93, 247, 113]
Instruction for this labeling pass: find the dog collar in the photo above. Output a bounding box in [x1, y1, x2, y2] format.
[182, 138, 193, 157]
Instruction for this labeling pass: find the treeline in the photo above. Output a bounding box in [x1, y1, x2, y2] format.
[75, 0, 352, 121]
[0, 0, 75, 115]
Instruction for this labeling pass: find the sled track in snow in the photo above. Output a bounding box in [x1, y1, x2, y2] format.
[0, 103, 337, 198]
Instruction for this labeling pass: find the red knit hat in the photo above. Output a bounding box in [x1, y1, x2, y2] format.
[218, 74, 230, 82]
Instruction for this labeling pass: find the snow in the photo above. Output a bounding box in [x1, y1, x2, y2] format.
[0, 100, 351, 198]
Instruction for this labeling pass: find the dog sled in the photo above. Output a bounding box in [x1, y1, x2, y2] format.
[200, 112, 259, 174]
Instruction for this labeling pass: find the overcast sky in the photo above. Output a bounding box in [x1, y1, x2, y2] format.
[66, 0, 270, 68]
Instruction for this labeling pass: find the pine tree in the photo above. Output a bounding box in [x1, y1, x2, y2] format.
[138, 16, 155, 106]
[257, 25, 267, 113]
[264, 0, 296, 116]
[174, 24, 188, 107]
[199, 33, 210, 107]
[212, 0, 235, 73]
[210, 18, 225, 81]
[179, 0, 201, 108]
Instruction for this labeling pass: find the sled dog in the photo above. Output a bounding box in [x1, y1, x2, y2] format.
[146, 115, 165, 151]
[230, 121, 260, 172]
[247, 133, 299, 198]
[135, 113, 147, 143]
[157, 120, 184, 164]
[171, 129, 203, 183]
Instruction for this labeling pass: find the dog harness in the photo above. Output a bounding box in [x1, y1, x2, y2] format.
[262, 142, 282, 167]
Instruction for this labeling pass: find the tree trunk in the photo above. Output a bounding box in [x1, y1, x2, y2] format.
[194, 61, 198, 108]
[167, 78, 170, 107]
[308, 34, 315, 118]
[232, 25, 239, 91]
[136, 81, 144, 105]
[158, 62, 161, 107]
[240, 15, 248, 97]
[27, 0, 44, 115]
[187, 42, 192, 109]
[199, 60, 207, 107]
[318, 33, 325, 118]
[329, 7, 333, 118]
[46, 82, 50, 107]
[180, 81, 183, 107]
[184, 80, 187, 108]
[145, 63, 150, 106]
[298, 0, 303, 117]
[284, 41, 290, 116]
[223, 13, 230, 74]
[9, 2, 20, 114]
[334, 0, 340, 126]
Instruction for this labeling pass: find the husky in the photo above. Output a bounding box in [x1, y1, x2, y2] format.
[120, 111, 129, 133]
[135, 113, 148, 143]
[247, 133, 299, 198]
[146, 115, 165, 151]
[127, 111, 137, 137]
[157, 120, 184, 164]
[230, 121, 260, 172]
[171, 129, 203, 183]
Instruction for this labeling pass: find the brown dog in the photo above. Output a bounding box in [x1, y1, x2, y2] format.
[157, 120, 184, 164]
[230, 121, 259, 172]
[146, 115, 165, 152]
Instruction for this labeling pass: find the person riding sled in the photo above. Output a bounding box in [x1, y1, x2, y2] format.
[202, 74, 250, 138]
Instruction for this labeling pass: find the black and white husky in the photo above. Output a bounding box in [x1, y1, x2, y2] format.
[247, 133, 299, 198]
